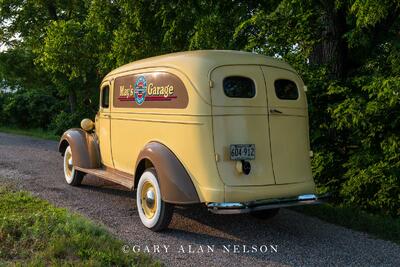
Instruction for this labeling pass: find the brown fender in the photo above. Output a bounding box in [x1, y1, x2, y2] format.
[135, 142, 200, 204]
[58, 128, 101, 169]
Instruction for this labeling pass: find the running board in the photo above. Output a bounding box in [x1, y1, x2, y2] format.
[75, 166, 134, 189]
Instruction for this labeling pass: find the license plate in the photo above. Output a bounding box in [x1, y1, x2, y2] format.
[230, 144, 255, 160]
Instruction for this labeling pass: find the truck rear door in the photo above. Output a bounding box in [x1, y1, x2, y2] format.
[261, 66, 312, 184]
[211, 65, 275, 186]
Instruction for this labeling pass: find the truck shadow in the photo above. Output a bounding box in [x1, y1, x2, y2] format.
[166, 205, 319, 264]
[74, 176, 378, 265]
[79, 174, 318, 244]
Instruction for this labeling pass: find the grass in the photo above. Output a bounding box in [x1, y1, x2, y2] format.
[0, 185, 160, 266]
[292, 204, 400, 245]
[0, 125, 59, 141]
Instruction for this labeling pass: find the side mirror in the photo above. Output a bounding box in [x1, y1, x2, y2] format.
[81, 118, 95, 132]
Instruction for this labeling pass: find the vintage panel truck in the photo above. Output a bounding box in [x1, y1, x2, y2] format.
[59, 50, 323, 231]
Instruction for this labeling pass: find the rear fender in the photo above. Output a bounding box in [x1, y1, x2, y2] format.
[135, 142, 200, 204]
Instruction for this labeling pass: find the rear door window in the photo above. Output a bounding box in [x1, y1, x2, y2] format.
[211, 65, 266, 107]
[223, 76, 255, 98]
[274, 79, 298, 100]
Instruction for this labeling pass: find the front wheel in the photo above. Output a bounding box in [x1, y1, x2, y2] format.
[63, 145, 84, 186]
[136, 168, 174, 231]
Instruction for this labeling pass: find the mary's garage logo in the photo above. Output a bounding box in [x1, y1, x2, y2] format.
[134, 76, 147, 105]
[115, 72, 189, 109]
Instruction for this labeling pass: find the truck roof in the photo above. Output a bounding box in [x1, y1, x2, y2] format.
[105, 50, 295, 79]
[103, 50, 299, 105]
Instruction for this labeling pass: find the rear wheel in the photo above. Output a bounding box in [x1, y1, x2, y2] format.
[136, 168, 173, 231]
[63, 146, 84, 186]
[251, 208, 279, 220]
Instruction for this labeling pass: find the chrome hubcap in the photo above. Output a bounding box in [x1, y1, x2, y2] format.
[145, 189, 155, 209]
[141, 181, 157, 219]
[65, 150, 73, 177]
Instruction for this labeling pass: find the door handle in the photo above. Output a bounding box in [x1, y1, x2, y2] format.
[103, 114, 111, 118]
[270, 108, 283, 114]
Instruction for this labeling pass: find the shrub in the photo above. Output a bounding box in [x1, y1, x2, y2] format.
[1, 88, 58, 129]
[49, 111, 86, 136]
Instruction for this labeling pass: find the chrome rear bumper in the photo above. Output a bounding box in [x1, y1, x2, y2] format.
[207, 194, 328, 214]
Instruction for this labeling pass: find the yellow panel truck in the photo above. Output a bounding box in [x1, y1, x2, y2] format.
[59, 50, 324, 231]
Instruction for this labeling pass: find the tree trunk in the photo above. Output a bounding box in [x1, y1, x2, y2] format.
[310, 0, 348, 80]
[68, 90, 77, 113]
[46, 0, 58, 20]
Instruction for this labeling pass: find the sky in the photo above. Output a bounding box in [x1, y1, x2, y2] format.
[0, 43, 8, 52]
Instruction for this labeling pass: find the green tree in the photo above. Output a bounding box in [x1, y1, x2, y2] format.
[235, 0, 400, 215]
[36, 20, 98, 113]
[0, 0, 91, 113]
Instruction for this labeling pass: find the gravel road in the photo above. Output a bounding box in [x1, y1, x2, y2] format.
[0, 132, 399, 266]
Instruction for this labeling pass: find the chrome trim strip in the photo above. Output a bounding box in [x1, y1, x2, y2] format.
[208, 202, 245, 209]
[298, 194, 317, 200]
[110, 117, 204, 125]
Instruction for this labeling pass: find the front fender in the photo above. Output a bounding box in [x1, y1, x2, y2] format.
[135, 142, 200, 205]
[58, 128, 101, 169]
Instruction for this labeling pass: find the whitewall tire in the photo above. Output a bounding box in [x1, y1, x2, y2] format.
[63, 145, 84, 186]
[136, 168, 173, 231]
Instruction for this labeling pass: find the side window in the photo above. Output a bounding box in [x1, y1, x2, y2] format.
[223, 76, 255, 98]
[274, 79, 299, 100]
[101, 85, 110, 108]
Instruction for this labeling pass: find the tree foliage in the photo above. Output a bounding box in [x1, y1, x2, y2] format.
[0, 0, 399, 216]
